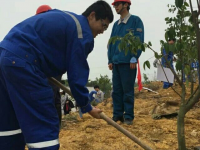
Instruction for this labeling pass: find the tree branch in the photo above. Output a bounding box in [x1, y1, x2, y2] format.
[144, 45, 182, 98]
[189, 0, 194, 12]
[197, 0, 200, 16]
[158, 59, 182, 98]
[147, 45, 183, 87]
[185, 88, 200, 113]
[186, 86, 199, 105]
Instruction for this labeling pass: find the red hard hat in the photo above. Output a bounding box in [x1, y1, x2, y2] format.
[36, 5, 52, 15]
[112, 0, 131, 5]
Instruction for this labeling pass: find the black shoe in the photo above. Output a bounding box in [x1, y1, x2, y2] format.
[112, 116, 124, 123]
[124, 119, 133, 125]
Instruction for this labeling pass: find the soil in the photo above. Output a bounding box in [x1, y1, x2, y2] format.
[60, 82, 200, 150]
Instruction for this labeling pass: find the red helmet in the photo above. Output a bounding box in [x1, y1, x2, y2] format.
[36, 5, 52, 15]
[112, 0, 131, 5]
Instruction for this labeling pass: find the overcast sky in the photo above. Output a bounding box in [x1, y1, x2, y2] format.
[0, 0, 197, 81]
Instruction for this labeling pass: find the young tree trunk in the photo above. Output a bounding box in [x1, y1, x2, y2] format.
[177, 86, 186, 150]
[191, 78, 194, 95]
[177, 105, 186, 150]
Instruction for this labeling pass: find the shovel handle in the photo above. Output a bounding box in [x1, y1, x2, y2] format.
[49, 77, 153, 150]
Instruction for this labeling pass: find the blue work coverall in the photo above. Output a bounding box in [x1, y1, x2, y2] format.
[0, 9, 93, 150]
[161, 49, 174, 89]
[108, 14, 144, 121]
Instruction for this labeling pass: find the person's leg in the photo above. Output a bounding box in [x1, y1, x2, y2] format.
[0, 49, 25, 150]
[163, 81, 170, 89]
[119, 64, 136, 122]
[1, 50, 59, 150]
[112, 64, 124, 121]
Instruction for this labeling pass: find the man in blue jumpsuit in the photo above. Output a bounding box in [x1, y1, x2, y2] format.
[108, 0, 144, 125]
[161, 39, 175, 89]
[0, 1, 113, 150]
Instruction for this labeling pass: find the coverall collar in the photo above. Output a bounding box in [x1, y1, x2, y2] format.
[118, 13, 131, 25]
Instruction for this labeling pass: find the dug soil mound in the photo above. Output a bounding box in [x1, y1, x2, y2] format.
[59, 82, 200, 150]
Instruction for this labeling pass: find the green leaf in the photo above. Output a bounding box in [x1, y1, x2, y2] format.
[164, 43, 169, 53]
[165, 17, 169, 21]
[169, 44, 176, 52]
[176, 42, 182, 51]
[184, 65, 190, 75]
[144, 60, 151, 69]
[168, 27, 176, 40]
[143, 61, 146, 70]
[184, 1, 189, 7]
[175, 0, 183, 8]
[125, 46, 129, 55]
[186, 79, 189, 87]
[118, 44, 121, 51]
[160, 40, 165, 45]
[141, 44, 145, 52]
[148, 41, 152, 46]
[175, 61, 182, 71]
[146, 61, 151, 69]
[128, 40, 132, 45]
[165, 31, 169, 41]
[155, 52, 162, 59]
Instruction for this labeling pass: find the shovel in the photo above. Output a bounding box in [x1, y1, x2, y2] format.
[49, 77, 153, 150]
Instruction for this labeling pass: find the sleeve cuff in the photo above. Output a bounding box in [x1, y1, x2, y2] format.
[81, 103, 92, 113]
[108, 59, 113, 64]
[130, 57, 137, 63]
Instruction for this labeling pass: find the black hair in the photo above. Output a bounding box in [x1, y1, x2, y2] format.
[168, 38, 176, 42]
[82, 0, 114, 23]
[94, 85, 99, 89]
[121, 2, 130, 11]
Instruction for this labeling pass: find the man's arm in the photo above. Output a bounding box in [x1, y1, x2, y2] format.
[66, 39, 103, 118]
[66, 39, 92, 114]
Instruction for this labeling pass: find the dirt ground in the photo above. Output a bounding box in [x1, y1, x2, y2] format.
[59, 82, 200, 150]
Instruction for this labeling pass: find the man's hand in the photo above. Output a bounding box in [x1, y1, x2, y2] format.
[88, 107, 103, 119]
[108, 63, 113, 70]
[130, 63, 136, 69]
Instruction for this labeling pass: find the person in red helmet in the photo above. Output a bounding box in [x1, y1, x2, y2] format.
[36, 5, 52, 15]
[108, 0, 144, 125]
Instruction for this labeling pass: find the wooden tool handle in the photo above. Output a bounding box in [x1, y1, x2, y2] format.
[49, 77, 153, 150]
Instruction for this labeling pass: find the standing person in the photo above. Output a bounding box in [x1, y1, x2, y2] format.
[0, 1, 113, 150]
[161, 39, 175, 89]
[108, 0, 144, 125]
